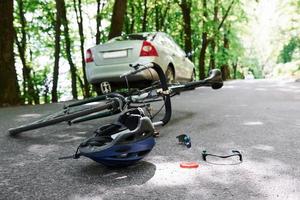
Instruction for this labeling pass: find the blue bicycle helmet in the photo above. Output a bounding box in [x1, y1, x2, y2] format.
[74, 108, 155, 167]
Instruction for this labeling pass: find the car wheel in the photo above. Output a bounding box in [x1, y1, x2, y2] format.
[165, 66, 175, 84]
[92, 84, 102, 96]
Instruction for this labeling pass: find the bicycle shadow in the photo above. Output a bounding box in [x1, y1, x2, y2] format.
[68, 160, 156, 186]
[153, 110, 196, 126]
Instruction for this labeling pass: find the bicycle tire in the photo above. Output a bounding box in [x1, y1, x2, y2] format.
[8, 101, 115, 136]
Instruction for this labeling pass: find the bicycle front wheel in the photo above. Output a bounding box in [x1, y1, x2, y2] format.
[8, 102, 115, 136]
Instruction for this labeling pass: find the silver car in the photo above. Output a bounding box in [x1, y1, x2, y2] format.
[85, 32, 195, 91]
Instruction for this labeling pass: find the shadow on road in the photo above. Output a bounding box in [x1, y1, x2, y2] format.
[167, 110, 196, 126]
[68, 161, 156, 187]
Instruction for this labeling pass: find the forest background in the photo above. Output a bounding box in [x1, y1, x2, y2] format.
[0, 0, 299, 106]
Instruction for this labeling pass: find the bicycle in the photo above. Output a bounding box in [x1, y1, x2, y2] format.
[8, 62, 223, 136]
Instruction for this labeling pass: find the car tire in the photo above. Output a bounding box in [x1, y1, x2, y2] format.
[165, 66, 175, 84]
[92, 84, 105, 96]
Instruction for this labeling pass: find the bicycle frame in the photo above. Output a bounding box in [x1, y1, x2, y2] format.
[8, 62, 222, 135]
[62, 63, 222, 126]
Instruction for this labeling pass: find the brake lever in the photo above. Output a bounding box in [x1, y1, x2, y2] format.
[129, 63, 140, 70]
[120, 64, 148, 78]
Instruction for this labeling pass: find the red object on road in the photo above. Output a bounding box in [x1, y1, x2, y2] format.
[180, 162, 199, 168]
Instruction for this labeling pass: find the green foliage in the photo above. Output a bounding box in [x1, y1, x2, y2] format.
[277, 37, 300, 63]
[16, 0, 300, 103]
[241, 57, 263, 79]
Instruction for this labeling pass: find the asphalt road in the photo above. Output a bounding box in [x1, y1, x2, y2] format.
[1, 79, 300, 200]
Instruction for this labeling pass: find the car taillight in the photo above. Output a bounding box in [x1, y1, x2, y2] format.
[139, 41, 158, 57]
[85, 49, 94, 63]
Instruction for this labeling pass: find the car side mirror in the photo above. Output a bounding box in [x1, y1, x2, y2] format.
[185, 51, 194, 59]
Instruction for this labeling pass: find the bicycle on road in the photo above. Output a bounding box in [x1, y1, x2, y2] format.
[8, 62, 223, 136]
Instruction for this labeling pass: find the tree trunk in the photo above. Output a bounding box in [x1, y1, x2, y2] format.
[73, 0, 90, 98]
[51, 0, 62, 102]
[209, 40, 216, 70]
[179, 0, 192, 55]
[141, 0, 148, 32]
[15, 0, 38, 105]
[198, 0, 208, 80]
[233, 61, 237, 79]
[108, 0, 128, 40]
[209, 0, 219, 70]
[31, 71, 40, 104]
[154, 1, 171, 32]
[96, 0, 104, 45]
[61, 0, 78, 99]
[0, 0, 20, 106]
[161, 5, 170, 31]
[221, 29, 230, 80]
[155, 0, 159, 31]
[130, 2, 135, 33]
[52, 0, 62, 103]
[199, 32, 208, 80]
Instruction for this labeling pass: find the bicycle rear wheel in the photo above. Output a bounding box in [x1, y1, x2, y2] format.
[8, 101, 116, 136]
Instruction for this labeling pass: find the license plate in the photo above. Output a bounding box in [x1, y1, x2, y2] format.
[102, 50, 127, 59]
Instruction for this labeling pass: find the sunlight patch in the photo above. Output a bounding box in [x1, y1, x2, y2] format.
[27, 144, 59, 156]
[18, 113, 41, 118]
[252, 144, 274, 151]
[223, 85, 236, 89]
[243, 121, 264, 126]
[148, 162, 199, 186]
[255, 88, 267, 91]
[59, 136, 85, 142]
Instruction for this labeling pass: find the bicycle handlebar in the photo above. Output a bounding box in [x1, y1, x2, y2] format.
[121, 63, 172, 126]
[119, 63, 223, 126]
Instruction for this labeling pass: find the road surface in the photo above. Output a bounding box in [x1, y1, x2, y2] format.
[0, 79, 300, 199]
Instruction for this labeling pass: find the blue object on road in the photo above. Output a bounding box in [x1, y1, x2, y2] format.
[176, 134, 191, 148]
[80, 136, 155, 167]
[61, 108, 156, 167]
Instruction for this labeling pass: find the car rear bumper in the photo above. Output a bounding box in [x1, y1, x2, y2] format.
[85, 59, 159, 84]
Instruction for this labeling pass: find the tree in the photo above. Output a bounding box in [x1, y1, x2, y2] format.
[278, 37, 300, 63]
[73, 0, 90, 97]
[154, 0, 170, 31]
[141, 0, 148, 32]
[0, 0, 21, 106]
[220, 26, 231, 80]
[61, 0, 78, 99]
[52, 0, 63, 103]
[198, 0, 235, 79]
[208, 0, 219, 70]
[127, 0, 135, 33]
[96, 0, 105, 45]
[108, 0, 128, 39]
[179, 0, 192, 55]
[198, 0, 209, 80]
[15, 0, 39, 104]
